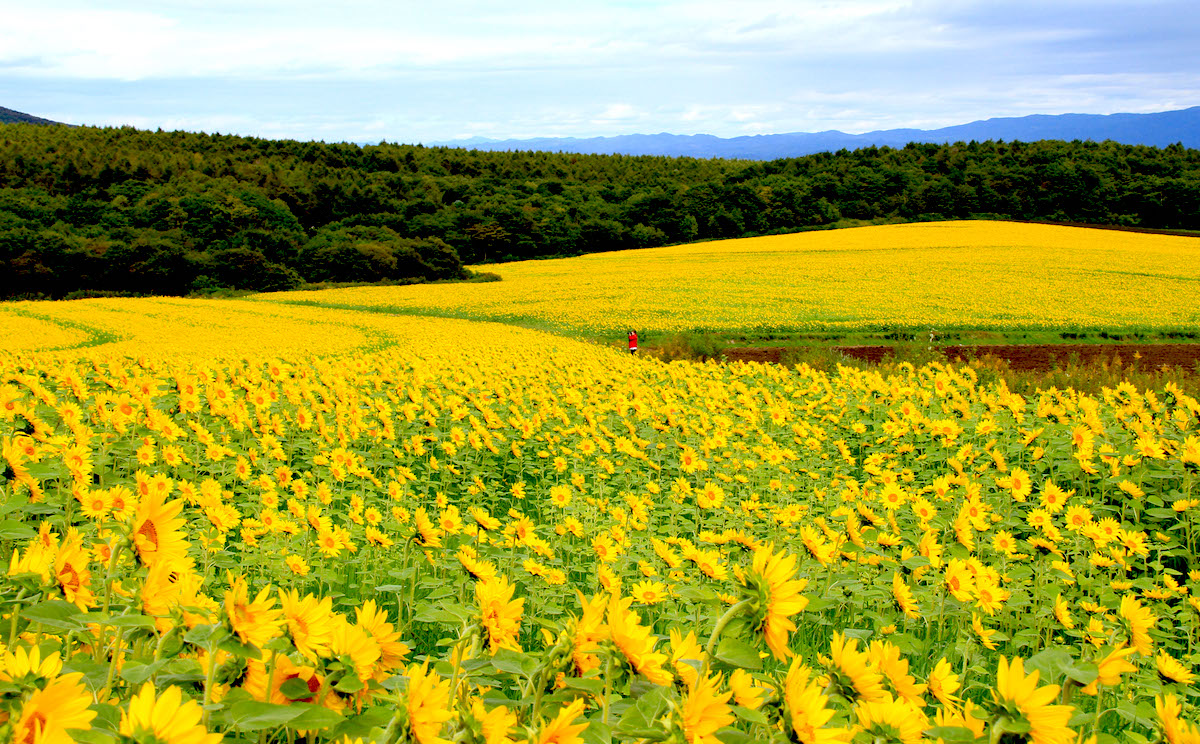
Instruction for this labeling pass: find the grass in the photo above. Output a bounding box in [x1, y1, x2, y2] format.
[623, 327, 1200, 350]
[625, 327, 1200, 397]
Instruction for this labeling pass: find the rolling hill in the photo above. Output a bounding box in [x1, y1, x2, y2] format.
[0, 106, 66, 126]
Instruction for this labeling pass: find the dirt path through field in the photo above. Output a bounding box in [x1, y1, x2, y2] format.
[722, 343, 1200, 371]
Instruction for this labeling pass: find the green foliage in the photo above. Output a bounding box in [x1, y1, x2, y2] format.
[1, 122, 1199, 297]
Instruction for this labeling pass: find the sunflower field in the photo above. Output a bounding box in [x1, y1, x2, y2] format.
[254, 221, 1200, 335]
[3, 235, 1200, 744]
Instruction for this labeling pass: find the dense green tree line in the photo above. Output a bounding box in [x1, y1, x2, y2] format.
[1, 123, 1198, 298]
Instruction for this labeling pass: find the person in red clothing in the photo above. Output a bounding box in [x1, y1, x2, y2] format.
[627, 330, 638, 354]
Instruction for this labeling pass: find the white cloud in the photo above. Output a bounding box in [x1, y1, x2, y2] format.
[0, 3, 597, 79]
[595, 104, 638, 121]
[1, 0, 1197, 141]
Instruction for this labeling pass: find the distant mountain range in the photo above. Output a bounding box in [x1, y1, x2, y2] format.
[0, 106, 66, 126]
[432, 106, 1200, 160]
[6, 103, 1199, 160]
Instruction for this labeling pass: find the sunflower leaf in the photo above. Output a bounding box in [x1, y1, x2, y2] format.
[616, 685, 670, 734]
[490, 648, 538, 678]
[285, 704, 345, 731]
[713, 637, 763, 670]
[925, 726, 977, 743]
[20, 599, 84, 630]
[732, 705, 768, 725]
[118, 659, 169, 685]
[279, 677, 315, 700]
[579, 720, 612, 744]
[715, 729, 756, 744]
[334, 670, 365, 693]
[0, 519, 35, 540]
[225, 700, 306, 731]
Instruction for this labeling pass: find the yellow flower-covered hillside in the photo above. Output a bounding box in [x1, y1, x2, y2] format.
[2, 231, 1200, 742]
[255, 220, 1200, 333]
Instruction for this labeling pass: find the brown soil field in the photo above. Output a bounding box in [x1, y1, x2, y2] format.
[722, 343, 1200, 371]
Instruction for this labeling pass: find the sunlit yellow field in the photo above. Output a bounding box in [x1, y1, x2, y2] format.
[3, 224, 1200, 743]
[256, 220, 1200, 334]
[0, 296, 602, 363]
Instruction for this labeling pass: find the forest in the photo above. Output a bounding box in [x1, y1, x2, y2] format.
[0, 122, 1198, 298]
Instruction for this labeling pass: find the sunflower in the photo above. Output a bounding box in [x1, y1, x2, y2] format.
[356, 599, 411, 677]
[139, 557, 189, 633]
[470, 506, 501, 532]
[128, 489, 189, 568]
[630, 579, 667, 605]
[973, 578, 1009, 616]
[824, 632, 886, 704]
[477, 575, 524, 654]
[678, 672, 734, 744]
[592, 534, 618, 563]
[728, 668, 766, 710]
[438, 505, 463, 535]
[971, 613, 999, 651]
[0, 646, 63, 683]
[1156, 649, 1197, 685]
[413, 508, 442, 547]
[2, 434, 33, 485]
[868, 640, 926, 706]
[285, 554, 310, 576]
[1156, 694, 1200, 744]
[549, 484, 572, 508]
[568, 592, 608, 676]
[471, 699, 519, 744]
[934, 700, 987, 741]
[926, 658, 961, 710]
[1007, 467, 1033, 501]
[1053, 594, 1075, 630]
[598, 564, 622, 594]
[279, 589, 335, 661]
[991, 656, 1075, 744]
[11, 671, 97, 743]
[1119, 594, 1157, 656]
[54, 529, 94, 610]
[856, 695, 929, 744]
[669, 629, 706, 689]
[737, 543, 809, 660]
[77, 487, 113, 520]
[783, 655, 850, 744]
[943, 559, 976, 603]
[242, 652, 342, 710]
[532, 698, 588, 744]
[1063, 504, 1092, 532]
[991, 530, 1018, 556]
[316, 529, 342, 558]
[120, 682, 221, 744]
[224, 573, 282, 649]
[331, 617, 383, 684]
[405, 662, 453, 744]
[458, 547, 498, 581]
[1038, 480, 1073, 513]
[607, 593, 673, 685]
[890, 572, 920, 620]
[1080, 646, 1138, 696]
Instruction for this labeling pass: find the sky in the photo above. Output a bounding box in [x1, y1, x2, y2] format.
[2, 0, 1198, 144]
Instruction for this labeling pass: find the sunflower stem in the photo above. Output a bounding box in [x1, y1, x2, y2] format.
[265, 650, 279, 704]
[602, 651, 614, 726]
[101, 624, 126, 701]
[100, 538, 129, 627]
[202, 638, 219, 726]
[989, 715, 1009, 744]
[704, 599, 754, 663]
[7, 588, 29, 646]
